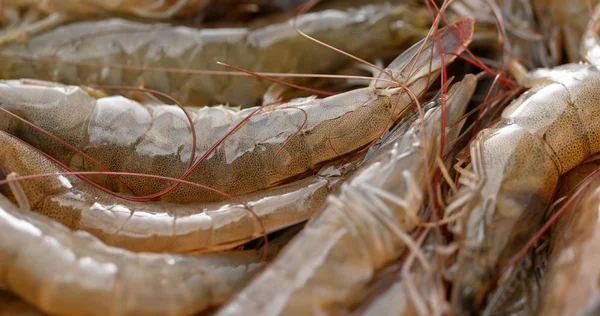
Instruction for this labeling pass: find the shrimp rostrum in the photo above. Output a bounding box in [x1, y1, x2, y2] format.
[446, 9, 600, 312]
[217, 20, 477, 313]
[0, 10, 463, 205]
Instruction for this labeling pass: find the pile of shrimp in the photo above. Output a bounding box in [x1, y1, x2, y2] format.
[2, 0, 600, 315]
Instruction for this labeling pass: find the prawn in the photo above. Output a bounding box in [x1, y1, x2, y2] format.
[446, 6, 600, 312]
[0, 12, 466, 204]
[216, 64, 476, 315]
[451, 0, 555, 68]
[532, 0, 600, 64]
[536, 162, 600, 315]
[0, 1, 433, 107]
[0, 129, 355, 253]
[352, 229, 448, 316]
[0, 0, 207, 44]
[0, 192, 263, 315]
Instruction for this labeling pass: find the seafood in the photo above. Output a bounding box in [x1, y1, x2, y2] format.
[453, 0, 600, 68]
[450, 0, 553, 67]
[581, 2, 600, 67]
[216, 48, 476, 315]
[532, 0, 600, 64]
[537, 162, 600, 315]
[446, 12, 600, 311]
[0, 129, 351, 253]
[352, 229, 447, 316]
[0, 12, 464, 204]
[0, 192, 263, 315]
[1, 0, 207, 21]
[0, 2, 432, 107]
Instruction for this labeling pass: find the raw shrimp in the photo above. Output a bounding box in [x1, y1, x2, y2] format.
[451, 0, 555, 68]
[0, 0, 310, 26]
[0, 192, 263, 316]
[581, 2, 600, 66]
[0, 15, 467, 203]
[0, 0, 207, 45]
[0, 130, 351, 253]
[352, 230, 448, 316]
[446, 15, 600, 311]
[0, 1, 432, 107]
[537, 162, 600, 315]
[1, 0, 207, 20]
[532, 0, 600, 63]
[216, 66, 476, 316]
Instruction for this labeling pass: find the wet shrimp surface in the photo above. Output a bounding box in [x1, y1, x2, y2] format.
[3, 1, 600, 315]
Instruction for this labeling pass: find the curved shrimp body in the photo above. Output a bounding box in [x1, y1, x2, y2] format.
[0, 17, 467, 203]
[216, 70, 476, 315]
[0, 2, 432, 107]
[0, 130, 350, 253]
[537, 163, 600, 315]
[0, 193, 262, 316]
[447, 62, 600, 313]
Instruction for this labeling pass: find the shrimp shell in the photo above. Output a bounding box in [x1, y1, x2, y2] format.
[0, 15, 466, 203]
[0, 2, 431, 107]
[0, 192, 262, 315]
[216, 70, 476, 315]
[353, 230, 447, 316]
[532, 0, 600, 64]
[1, 0, 207, 19]
[536, 162, 600, 315]
[0, 130, 351, 253]
[447, 60, 600, 312]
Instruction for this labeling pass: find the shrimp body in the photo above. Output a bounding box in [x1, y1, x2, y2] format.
[0, 15, 464, 203]
[355, 231, 446, 316]
[448, 62, 600, 313]
[532, 0, 600, 64]
[217, 66, 476, 315]
[0, 2, 431, 106]
[0, 130, 350, 253]
[537, 163, 600, 315]
[0, 193, 262, 315]
[1, 0, 206, 18]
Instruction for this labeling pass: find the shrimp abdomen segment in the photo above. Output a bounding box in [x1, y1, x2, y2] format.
[453, 124, 559, 309]
[502, 68, 600, 173]
[450, 64, 600, 313]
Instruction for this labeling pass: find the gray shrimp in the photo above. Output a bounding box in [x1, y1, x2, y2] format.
[216, 57, 476, 315]
[0, 1, 433, 107]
